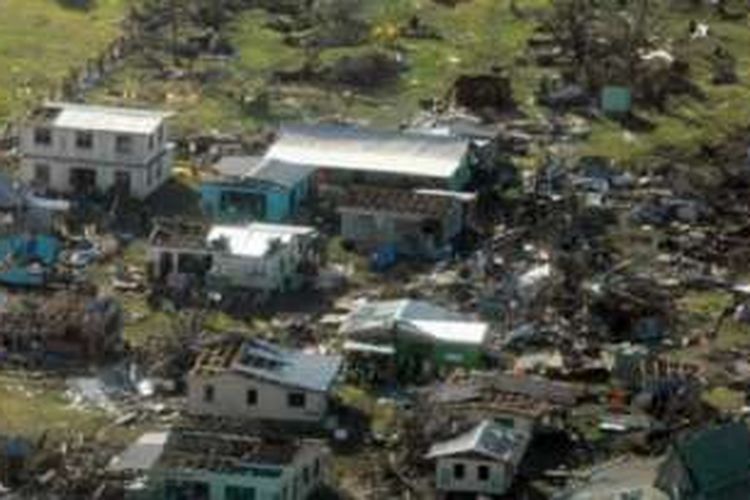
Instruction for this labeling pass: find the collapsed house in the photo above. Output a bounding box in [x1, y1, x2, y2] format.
[556, 458, 667, 500]
[108, 428, 329, 500]
[149, 219, 320, 293]
[0, 173, 70, 235]
[0, 292, 122, 364]
[340, 299, 490, 381]
[0, 234, 60, 287]
[426, 419, 531, 498]
[187, 338, 342, 423]
[19, 102, 174, 199]
[338, 186, 473, 258]
[421, 376, 575, 423]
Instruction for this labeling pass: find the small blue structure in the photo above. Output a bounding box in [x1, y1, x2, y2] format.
[201, 156, 314, 223]
[0, 234, 60, 286]
[370, 244, 398, 272]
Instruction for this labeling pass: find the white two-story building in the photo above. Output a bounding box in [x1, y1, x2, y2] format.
[20, 102, 174, 199]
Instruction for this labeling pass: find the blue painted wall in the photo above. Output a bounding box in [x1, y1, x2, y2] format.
[200, 180, 309, 223]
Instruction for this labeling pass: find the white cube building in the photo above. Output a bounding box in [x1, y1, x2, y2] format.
[19, 102, 174, 199]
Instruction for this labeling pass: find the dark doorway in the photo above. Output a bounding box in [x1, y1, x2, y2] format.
[114, 171, 131, 197]
[70, 168, 96, 195]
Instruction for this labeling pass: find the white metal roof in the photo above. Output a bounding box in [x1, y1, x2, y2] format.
[340, 299, 488, 345]
[207, 222, 315, 258]
[264, 124, 470, 180]
[108, 432, 168, 472]
[49, 102, 171, 134]
[408, 320, 488, 345]
[426, 420, 529, 463]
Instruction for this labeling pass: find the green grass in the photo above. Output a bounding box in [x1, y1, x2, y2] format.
[703, 386, 745, 413]
[0, 373, 107, 439]
[583, 11, 750, 165]
[92, 0, 548, 133]
[0, 0, 128, 123]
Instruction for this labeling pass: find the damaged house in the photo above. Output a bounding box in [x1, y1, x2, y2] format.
[200, 124, 476, 257]
[0, 293, 122, 364]
[0, 173, 70, 235]
[426, 419, 531, 498]
[187, 338, 342, 423]
[338, 187, 473, 258]
[19, 102, 174, 199]
[149, 219, 320, 293]
[108, 428, 329, 500]
[340, 299, 489, 381]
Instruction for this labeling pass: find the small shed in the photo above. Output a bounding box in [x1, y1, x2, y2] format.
[426, 419, 530, 497]
[601, 86, 632, 115]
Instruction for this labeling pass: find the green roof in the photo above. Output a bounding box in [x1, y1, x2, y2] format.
[676, 422, 750, 495]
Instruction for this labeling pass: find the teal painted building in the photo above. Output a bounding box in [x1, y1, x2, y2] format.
[110, 431, 329, 500]
[201, 157, 314, 223]
[202, 125, 474, 224]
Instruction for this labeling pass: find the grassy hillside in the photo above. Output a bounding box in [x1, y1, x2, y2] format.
[91, 0, 548, 134]
[0, 0, 128, 123]
[581, 7, 750, 164]
[1, 0, 747, 165]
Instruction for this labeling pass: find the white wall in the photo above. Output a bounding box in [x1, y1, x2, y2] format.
[20, 123, 173, 199]
[187, 372, 329, 422]
[210, 243, 302, 291]
[20, 123, 168, 164]
[435, 457, 511, 496]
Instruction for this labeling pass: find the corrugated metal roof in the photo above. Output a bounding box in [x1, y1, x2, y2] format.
[232, 339, 342, 392]
[248, 159, 316, 188]
[426, 420, 529, 463]
[49, 102, 170, 134]
[207, 222, 315, 258]
[340, 299, 488, 345]
[108, 432, 168, 472]
[214, 156, 264, 178]
[264, 124, 469, 179]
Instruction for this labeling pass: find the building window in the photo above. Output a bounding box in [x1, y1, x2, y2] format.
[246, 388, 257, 406]
[287, 392, 306, 408]
[303, 466, 310, 485]
[203, 384, 214, 403]
[314, 458, 320, 478]
[34, 164, 50, 187]
[225, 486, 256, 500]
[477, 465, 490, 481]
[75, 131, 93, 149]
[115, 135, 133, 154]
[453, 463, 465, 480]
[34, 127, 52, 146]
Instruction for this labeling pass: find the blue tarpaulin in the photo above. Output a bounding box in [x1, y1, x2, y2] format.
[0, 235, 59, 286]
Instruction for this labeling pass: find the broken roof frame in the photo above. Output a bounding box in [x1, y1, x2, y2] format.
[192, 338, 342, 393]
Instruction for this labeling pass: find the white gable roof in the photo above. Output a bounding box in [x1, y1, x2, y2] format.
[49, 102, 171, 134]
